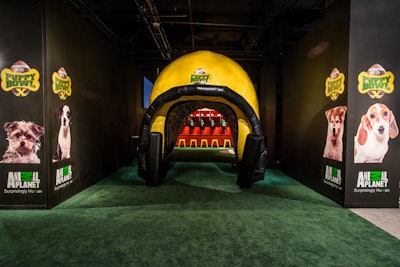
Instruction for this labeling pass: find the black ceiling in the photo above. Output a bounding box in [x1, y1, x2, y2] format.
[67, 0, 330, 72]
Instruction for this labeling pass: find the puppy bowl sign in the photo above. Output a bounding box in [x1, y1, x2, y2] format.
[190, 68, 211, 85]
[358, 64, 394, 99]
[0, 60, 40, 97]
[52, 67, 72, 100]
[325, 68, 345, 101]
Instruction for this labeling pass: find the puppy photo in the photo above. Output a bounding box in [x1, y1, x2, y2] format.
[0, 121, 45, 164]
[53, 105, 72, 162]
[323, 106, 347, 161]
[354, 103, 398, 163]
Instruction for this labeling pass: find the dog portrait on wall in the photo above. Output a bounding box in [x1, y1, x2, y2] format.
[354, 103, 398, 163]
[323, 106, 347, 161]
[0, 121, 45, 164]
[53, 105, 72, 162]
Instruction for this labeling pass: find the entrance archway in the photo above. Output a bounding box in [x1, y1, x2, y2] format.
[137, 51, 267, 187]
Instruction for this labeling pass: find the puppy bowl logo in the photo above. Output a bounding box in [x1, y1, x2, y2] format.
[358, 64, 394, 99]
[325, 68, 345, 101]
[0, 60, 40, 97]
[52, 67, 72, 100]
[356, 171, 389, 192]
[190, 68, 210, 84]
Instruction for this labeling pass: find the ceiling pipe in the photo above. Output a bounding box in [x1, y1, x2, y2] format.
[134, 0, 172, 60]
[187, 0, 195, 50]
[162, 21, 267, 29]
[146, 0, 171, 60]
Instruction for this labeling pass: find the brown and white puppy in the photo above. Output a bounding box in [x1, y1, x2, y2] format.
[0, 121, 45, 163]
[53, 105, 72, 162]
[323, 106, 347, 161]
[354, 103, 398, 163]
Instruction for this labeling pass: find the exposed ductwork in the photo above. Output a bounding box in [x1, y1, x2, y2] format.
[67, 0, 327, 64]
[134, 0, 172, 60]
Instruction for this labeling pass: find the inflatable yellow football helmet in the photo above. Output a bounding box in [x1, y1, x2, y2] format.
[137, 50, 266, 187]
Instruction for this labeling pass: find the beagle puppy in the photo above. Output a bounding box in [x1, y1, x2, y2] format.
[354, 103, 398, 163]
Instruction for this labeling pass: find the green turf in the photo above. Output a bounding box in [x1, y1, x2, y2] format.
[0, 162, 398, 266]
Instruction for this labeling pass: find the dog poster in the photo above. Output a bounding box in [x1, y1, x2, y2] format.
[354, 103, 398, 163]
[323, 106, 347, 161]
[0, 121, 45, 163]
[53, 105, 72, 162]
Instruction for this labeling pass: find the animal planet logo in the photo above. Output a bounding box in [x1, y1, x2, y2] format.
[358, 64, 394, 99]
[189, 68, 210, 84]
[54, 165, 72, 191]
[4, 171, 42, 194]
[0, 60, 40, 97]
[355, 171, 390, 193]
[324, 165, 342, 190]
[52, 67, 72, 100]
[325, 68, 345, 101]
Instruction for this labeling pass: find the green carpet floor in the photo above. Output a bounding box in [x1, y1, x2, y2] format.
[0, 161, 399, 266]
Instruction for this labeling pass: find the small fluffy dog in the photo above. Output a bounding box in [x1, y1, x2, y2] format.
[0, 121, 45, 164]
[53, 105, 72, 162]
[323, 106, 347, 161]
[354, 103, 398, 163]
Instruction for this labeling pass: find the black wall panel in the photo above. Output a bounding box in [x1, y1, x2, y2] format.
[280, 0, 400, 207]
[0, 0, 141, 208]
[45, 1, 141, 207]
[280, 0, 350, 205]
[0, 1, 46, 208]
[344, 0, 400, 207]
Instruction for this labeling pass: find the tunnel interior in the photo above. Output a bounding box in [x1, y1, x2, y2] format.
[164, 101, 238, 160]
[137, 84, 266, 187]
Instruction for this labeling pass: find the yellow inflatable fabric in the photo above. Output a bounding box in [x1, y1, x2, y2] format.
[149, 50, 260, 160]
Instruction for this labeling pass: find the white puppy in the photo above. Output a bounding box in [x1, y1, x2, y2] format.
[354, 103, 398, 163]
[53, 105, 72, 162]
